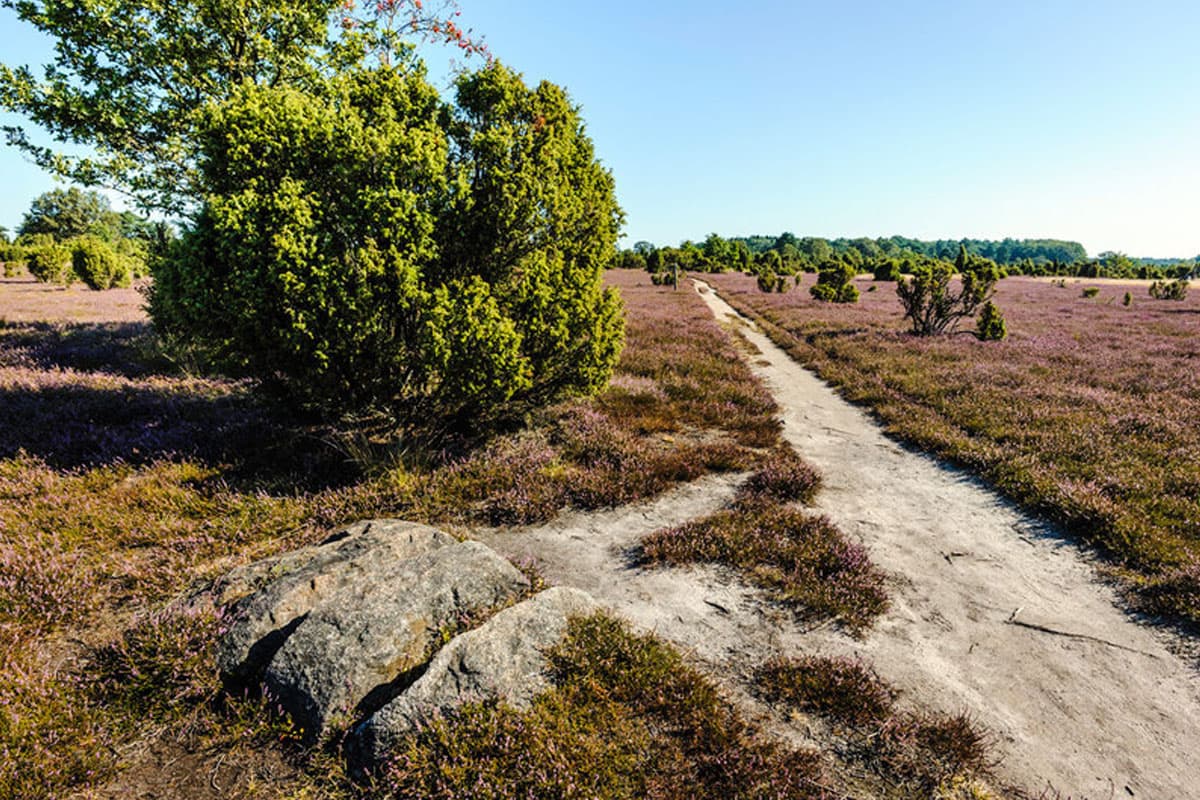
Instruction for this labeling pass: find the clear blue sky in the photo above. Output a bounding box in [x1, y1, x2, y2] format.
[3, 0, 1199, 257]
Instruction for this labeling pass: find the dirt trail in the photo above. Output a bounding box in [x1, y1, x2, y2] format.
[693, 280, 1200, 799]
[474, 280, 1200, 799]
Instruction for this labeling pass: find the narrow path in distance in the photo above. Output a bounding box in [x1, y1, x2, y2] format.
[694, 279, 1200, 799]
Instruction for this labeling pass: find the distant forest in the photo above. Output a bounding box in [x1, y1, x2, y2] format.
[615, 232, 1199, 281]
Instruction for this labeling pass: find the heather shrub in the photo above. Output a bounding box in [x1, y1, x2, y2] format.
[643, 504, 888, 632]
[380, 613, 826, 799]
[1149, 278, 1188, 300]
[71, 235, 131, 290]
[739, 447, 822, 505]
[151, 62, 624, 433]
[757, 655, 896, 727]
[975, 301, 1006, 341]
[88, 604, 224, 718]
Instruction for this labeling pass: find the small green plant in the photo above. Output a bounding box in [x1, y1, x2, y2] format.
[23, 236, 73, 285]
[1123, 291, 1133, 306]
[975, 301, 1006, 341]
[897, 247, 1000, 336]
[1081, 286, 1099, 298]
[71, 236, 131, 290]
[873, 259, 901, 282]
[810, 261, 859, 303]
[1149, 278, 1188, 300]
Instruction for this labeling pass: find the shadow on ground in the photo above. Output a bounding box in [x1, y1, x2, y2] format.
[0, 321, 362, 491]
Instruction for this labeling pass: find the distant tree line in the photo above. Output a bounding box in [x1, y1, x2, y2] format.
[612, 232, 1199, 282]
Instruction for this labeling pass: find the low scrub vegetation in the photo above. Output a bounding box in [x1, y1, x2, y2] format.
[706, 272, 1200, 629]
[0, 269, 820, 798]
[642, 502, 889, 634]
[379, 613, 828, 799]
[758, 655, 996, 796]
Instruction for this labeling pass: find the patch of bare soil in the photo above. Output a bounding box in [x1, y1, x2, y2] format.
[689, 280, 1200, 799]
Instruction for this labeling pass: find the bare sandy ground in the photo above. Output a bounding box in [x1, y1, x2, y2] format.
[473, 279, 1200, 798]
[693, 280, 1200, 799]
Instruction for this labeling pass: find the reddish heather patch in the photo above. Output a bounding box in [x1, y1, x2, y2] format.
[0, 272, 148, 324]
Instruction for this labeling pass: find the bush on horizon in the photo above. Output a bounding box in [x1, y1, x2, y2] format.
[150, 61, 624, 435]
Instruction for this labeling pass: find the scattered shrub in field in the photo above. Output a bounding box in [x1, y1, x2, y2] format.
[71, 235, 131, 290]
[0, 242, 26, 276]
[739, 446, 822, 505]
[897, 246, 1000, 336]
[756, 269, 780, 293]
[757, 655, 896, 727]
[650, 269, 679, 288]
[642, 503, 888, 633]
[151, 62, 624, 434]
[975, 301, 1006, 341]
[1123, 291, 1133, 306]
[379, 613, 827, 799]
[810, 260, 859, 303]
[1149, 278, 1188, 300]
[23, 236, 73, 285]
[1081, 286, 1099, 298]
[872, 259, 902, 282]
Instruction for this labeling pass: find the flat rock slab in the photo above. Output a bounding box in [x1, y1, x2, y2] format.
[354, 586, 599, 767]
[216, 520, 456, 683]
[264, 540, 529, 739]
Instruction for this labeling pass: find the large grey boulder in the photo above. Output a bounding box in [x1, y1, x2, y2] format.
[216, 520, 456, 683]
[352, 586, 599, 768]
[263, 540, 529, 740]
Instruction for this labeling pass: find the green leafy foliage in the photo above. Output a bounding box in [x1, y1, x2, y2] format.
[897, 246, 1001, 336]
[1149, 278, 1189, 300]
[151, 62, 624, 432]
[975, 301, 1006, 341]
[809, 260, 859, 303]
[23, 235, 73, 285]
[71, 236, 131, 290]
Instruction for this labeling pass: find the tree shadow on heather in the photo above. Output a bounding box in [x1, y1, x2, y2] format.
[0, 321, 368, 491]
[0, 320, 161, 378]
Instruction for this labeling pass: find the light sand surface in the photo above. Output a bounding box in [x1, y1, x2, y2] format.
[474, 279, 1200, 799]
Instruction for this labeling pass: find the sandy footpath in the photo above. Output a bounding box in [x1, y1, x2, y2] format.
[693, 280, 1200, 799]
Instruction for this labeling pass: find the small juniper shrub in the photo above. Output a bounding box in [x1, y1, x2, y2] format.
[379, 613, 828, 800]
[1149, 278, 1189, 300]
[756, 655, 896, 727]
[1081, 286, 1099, 298]
[975, 301, 1006, 341]
[757, 270, 779, 293]
[810, 261, 859, 304]
[738, 446, 822, 505]
[642, 504, 888, 634]
[1123, 291, 1133, 306]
